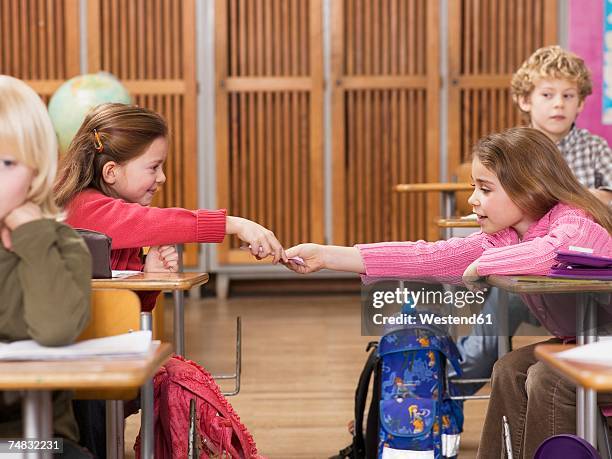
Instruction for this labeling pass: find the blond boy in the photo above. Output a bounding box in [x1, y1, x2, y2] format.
[511, 45, 612, 204]
[456, 46, 612, 403]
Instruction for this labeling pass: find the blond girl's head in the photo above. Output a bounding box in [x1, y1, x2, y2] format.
[0, 75, 60, 220]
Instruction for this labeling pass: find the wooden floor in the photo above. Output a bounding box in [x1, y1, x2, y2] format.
[124, 292, 546, 458]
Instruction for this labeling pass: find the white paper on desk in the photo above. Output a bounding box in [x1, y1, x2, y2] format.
[111, 270, 142, 278]
[0, 330, 152, 360]
[556, 337, 612, 366]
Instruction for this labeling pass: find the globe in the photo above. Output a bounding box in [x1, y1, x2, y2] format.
[48, 72, 131, 153]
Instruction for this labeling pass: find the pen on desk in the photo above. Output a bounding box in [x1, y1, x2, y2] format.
[503, 415, 513, 459]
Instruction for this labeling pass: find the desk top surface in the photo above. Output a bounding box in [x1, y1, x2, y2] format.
[394, 183, 473, 192]
[487, 275, 612, 294]
[91, 272, 209, 290]
[437, 218, 480, 228]
[0, 342, 172, 390]
[536, 344, 612, 391]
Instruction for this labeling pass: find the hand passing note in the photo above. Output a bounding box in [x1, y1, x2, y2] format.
[226, 216, 287, 263]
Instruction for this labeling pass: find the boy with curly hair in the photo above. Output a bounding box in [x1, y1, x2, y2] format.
[511, 45, 612, 203]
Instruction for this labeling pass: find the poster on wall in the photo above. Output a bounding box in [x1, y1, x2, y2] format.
[604, 0, 612, 124]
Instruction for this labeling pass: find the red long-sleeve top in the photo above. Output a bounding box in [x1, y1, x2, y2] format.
[65, 189, 227, 311]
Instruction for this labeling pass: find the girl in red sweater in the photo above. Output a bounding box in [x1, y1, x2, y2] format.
[54, 102, 286, 458]
[54, 103, 286, 306]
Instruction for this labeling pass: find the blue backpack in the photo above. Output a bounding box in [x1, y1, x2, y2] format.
[349, 323, 464, 459]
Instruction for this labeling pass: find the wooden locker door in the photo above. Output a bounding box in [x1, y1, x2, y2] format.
[0, 0, 80, 104]
[447, 0, 558, 173]
[87, 0, 200, 266]
[331, 0, 441, 244]
[215, 0, 324, 264]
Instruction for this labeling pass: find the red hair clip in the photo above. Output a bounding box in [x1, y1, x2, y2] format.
[93, 129, 104, 152]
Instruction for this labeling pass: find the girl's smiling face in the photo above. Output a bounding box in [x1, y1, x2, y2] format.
[468, 157, 536, 238]
[102, 136, 168, 206]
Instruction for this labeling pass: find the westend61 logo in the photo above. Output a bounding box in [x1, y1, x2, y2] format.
[361, 283, 493, 335]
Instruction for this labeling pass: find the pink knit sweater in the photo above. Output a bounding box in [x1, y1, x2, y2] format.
[356, 203, 611, 278]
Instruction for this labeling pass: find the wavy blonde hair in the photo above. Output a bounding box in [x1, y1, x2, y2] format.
[511, 45, 592, 113]
[0, 75, 60, 218]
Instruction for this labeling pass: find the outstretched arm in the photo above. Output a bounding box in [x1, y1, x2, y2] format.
[285, 244, 365, 274]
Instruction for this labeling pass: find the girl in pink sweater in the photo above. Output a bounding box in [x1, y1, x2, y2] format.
[285, 127, 612, 458]
[54, 103, 287, 312]
[285, 127, 611, 277]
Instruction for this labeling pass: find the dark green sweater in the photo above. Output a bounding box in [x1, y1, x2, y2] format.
[0, 219, 91, 441]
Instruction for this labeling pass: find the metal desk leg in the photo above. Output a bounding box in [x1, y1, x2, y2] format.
[106, 400, 124, 459]
[496, 289, 510, 357]
[576, 295, 585, 439]
[173, 290, 185, 356]
[23, 390, 52, 459]
[106, 401, 118, 459]
[141, 379, 154, 459]
[140, 312, 154, 458]
[586, 388, 598, 447]
[173, 244, 185, 357]
[442, 191, 455, 240]
[584, 293, 598, 447]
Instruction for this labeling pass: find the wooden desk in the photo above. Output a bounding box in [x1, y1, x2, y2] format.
[535, 344, 612, 392]
[395, 183, 473, 225]
[487, 275, 612, 447]
[437, 217, 480, 239]
[92, 272, 209, 356]
[91, 272, 209, 291]
[536, 343, 612, 456]
[487, 275, 612, 294]
[0, 343, 171, 459]
[394, 183, 473, 193]
[437, 218, 479, 228]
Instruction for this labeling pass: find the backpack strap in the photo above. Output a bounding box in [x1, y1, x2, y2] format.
[365, 357, 380, 459]
[353, 341, 378, 458]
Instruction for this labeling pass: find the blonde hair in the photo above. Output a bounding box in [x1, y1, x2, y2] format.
[54, 103, 168, 207]
[0, 75, 60, 218]
[511, 45, 592, 112]
[473, 127, 612, 234]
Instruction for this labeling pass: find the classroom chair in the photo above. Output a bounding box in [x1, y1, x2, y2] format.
[76, 289, 142, 459]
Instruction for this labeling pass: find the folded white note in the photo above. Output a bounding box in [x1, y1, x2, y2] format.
[0, 330, 152, 361]
[111, 270, 142, 278]
[556, 337, 612, 366]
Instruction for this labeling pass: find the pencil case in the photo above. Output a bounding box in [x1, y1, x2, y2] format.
[549, 250, 612, 280]
[76, 228, 112, 279]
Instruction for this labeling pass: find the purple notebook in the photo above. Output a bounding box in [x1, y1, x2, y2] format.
[549, 250, 612, 280]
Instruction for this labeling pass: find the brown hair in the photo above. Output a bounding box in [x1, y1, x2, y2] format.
[54, 103, 168, 207]
[511, 45, 593, 112]
[473, 127, 612, 234]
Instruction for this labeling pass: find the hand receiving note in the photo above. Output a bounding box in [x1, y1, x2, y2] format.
[240, 245, 305, 266]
